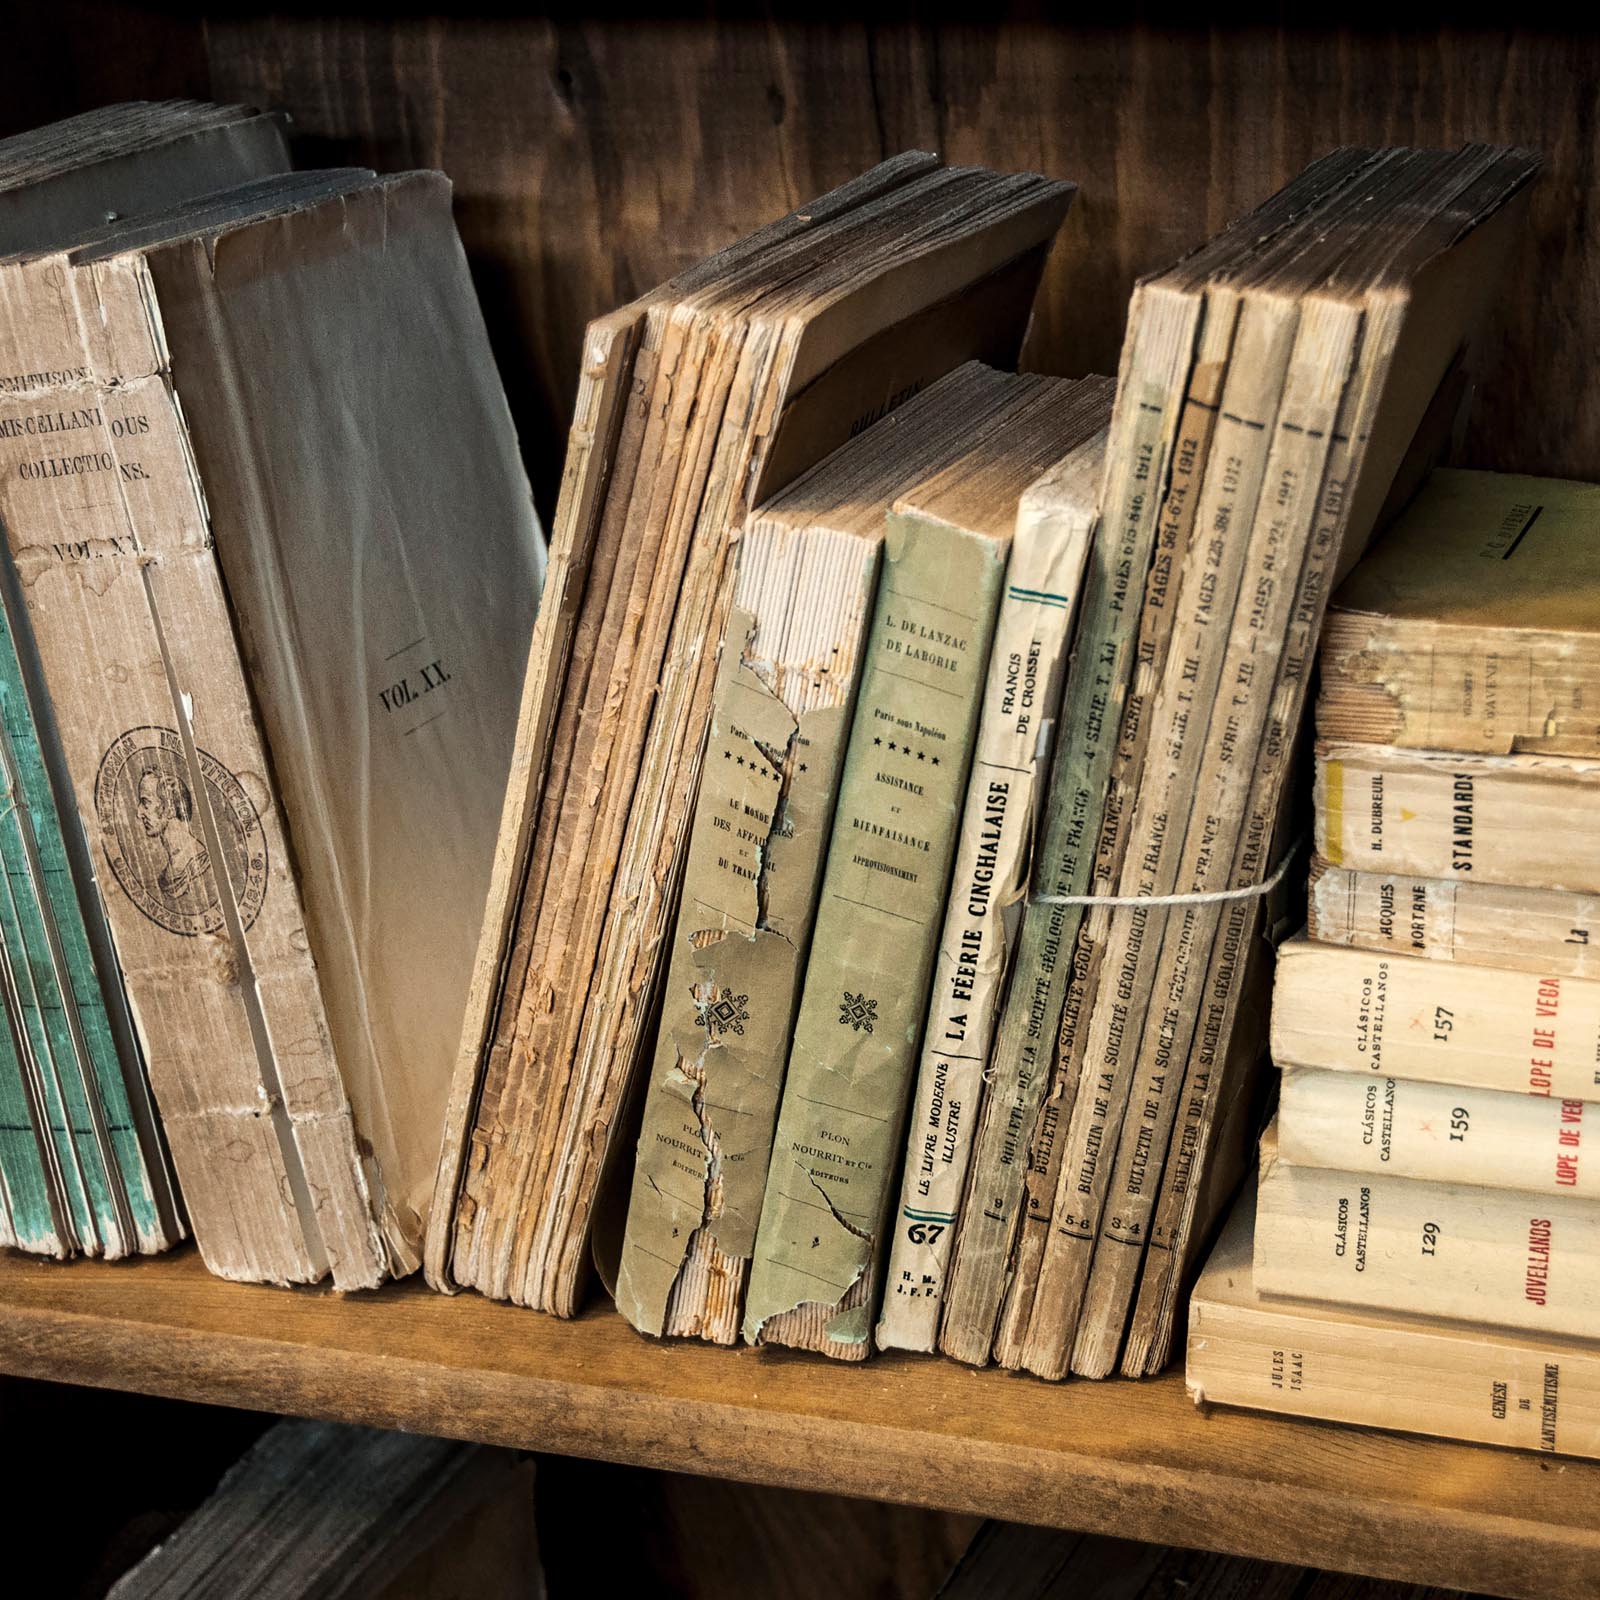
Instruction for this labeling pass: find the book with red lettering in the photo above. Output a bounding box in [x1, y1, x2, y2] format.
[1254, 1119, 1600, 1339]
[1189, 1185, 1600, 1462]
[1277, 1067, 1593, 1199]
[1271, 938, 1600, 1103]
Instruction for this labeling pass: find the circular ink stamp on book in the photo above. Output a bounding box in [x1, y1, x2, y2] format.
[95, 726, 268, 937]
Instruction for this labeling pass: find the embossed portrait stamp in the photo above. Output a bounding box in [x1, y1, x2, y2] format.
[94, 725, 267, 937]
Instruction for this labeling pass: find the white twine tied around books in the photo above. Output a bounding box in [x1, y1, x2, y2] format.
[1031, 832, 1307, 909]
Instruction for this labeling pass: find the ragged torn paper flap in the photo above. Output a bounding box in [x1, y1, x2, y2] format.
[614, 606, 851, 1335]
[743, 512, 1012, 1354]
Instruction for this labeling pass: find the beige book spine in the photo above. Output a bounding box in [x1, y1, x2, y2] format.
[1256, 1128, 1600, 1338]
[988, 301, 1231, 1372]
[1016, 287, 1305, 1379]
[449, 302, 713, 1306]
[1188, 1263, 1600, 1461]
[1069, 293, 1361, 1378]
[426, 305, 646, 1293]
[1126, 260, 1424, 1377]
[1272, 937, 1600, 1102]
[1127, 915, 1272, 1374]
[0, 253, 381, 1288]
[1308, 858, 1600, 978]
[1317, 611, 1600, 758]
[528, 314, 777, 1315]
[1131, 151, 1581, 1371]
[1126, 745, 1303, 1379]
[1317, 741, 1600, 894]
[1279, 1066, 1596, 1198]
[147, 177, 546, 1278]
[938, 282, 1199, 1367]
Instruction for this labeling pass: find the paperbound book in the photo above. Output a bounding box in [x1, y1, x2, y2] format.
[1255, 1118, 1600, 1340]
[1189, 1185, 1600, 1462]
[1318, 468, 1600, 758]
[0, 168, 545, 1285]
[614, 363, 1086, 1344]
[0, 97, 292, 1261]
[429, 154, 1077, 1316]
[743, 372, 1111, 1359]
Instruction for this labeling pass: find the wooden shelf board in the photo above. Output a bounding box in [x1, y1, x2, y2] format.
[0, 1246, 1595, 1599]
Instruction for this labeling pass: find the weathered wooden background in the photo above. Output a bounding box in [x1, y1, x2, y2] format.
[7, 5, 1596, 515]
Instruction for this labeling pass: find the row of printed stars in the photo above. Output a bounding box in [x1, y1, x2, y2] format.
[873, 735, 941, 765]
[720, 747, 808, 774]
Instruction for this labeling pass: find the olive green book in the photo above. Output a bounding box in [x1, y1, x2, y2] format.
[741, 502, 1006, 1358]
[742, 374, 1086, 1358]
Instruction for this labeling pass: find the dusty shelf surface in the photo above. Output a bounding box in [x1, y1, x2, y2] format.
[0, 1246, 1594, 1599]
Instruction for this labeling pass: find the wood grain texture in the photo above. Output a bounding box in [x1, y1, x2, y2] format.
[187, 11, 1594, 516]
[4, 9, 1589, 514]
[2, 15, 1598, 1590]
[0, 1, 207, 138]
[0, 1246, 1596, 1600]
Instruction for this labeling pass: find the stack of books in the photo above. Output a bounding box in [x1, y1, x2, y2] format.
[1190, 468, 1600, 1458]
[428, 142, 1543, 1381]
[926, 145, 1538, 1381]
[0, 106, 547, 1286]
[426, 155, 1079, 1317]
[0, 101, 292, 1266]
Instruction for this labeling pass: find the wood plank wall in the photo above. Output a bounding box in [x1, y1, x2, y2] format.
[6, 5, 1597, 516]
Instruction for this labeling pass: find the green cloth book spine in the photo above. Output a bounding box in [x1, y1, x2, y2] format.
[743, 506, 1007, 1354]
[0, 716, 109, 1250]
[0, 577, 163, 1254]
[0, 953, 63, 1253]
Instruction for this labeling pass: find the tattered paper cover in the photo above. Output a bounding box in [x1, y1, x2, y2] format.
[0, 252, 351, 1284]
[744, 511, 1006, 1349]
[1319, 468, 1600, 758]
[152, 173, 546, 1274]
[615, 605, 856, 1333]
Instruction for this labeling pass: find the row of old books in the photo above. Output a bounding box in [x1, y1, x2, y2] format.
[1, 102, 1565, 1416]
[1189, 469, 1600, 1458]
[0, 103, 547, 1285]
[422, 138, 1543, 1389]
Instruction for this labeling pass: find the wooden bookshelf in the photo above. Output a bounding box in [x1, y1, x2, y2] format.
[5, 13, 1600, 1599]
[0, 1246, 1595, 1600]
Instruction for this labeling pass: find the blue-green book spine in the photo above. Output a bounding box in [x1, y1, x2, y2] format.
[0, 588, 162, 1252]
